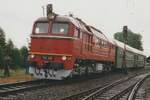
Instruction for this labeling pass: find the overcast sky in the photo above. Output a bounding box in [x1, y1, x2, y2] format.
[0, 0, 150, 55]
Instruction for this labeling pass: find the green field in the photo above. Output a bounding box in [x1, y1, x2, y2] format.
[0, 69, 27, 77]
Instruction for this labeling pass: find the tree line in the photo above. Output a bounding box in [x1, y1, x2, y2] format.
[0, 27, 28, 70]
[114, 29, 143, 51]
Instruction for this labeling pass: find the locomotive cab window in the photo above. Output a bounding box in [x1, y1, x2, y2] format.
[52, 23, 69, 34]
[35, 22, 49, 33]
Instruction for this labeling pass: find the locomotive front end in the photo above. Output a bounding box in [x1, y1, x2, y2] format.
[29, 5, 76, 79]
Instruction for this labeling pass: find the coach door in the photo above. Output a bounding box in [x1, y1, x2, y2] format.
[134, 55, 138, 67]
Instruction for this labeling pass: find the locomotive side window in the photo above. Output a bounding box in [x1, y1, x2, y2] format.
[74, 28, 81, 38]
[52, 23, 69, 34]
[35, 23, 49, 33]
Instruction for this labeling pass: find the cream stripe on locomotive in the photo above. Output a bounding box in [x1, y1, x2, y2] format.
[31, 35, 78, 40]
[29, 52, 73, 57]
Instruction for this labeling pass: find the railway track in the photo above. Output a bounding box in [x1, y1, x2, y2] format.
[0, 79, 53, 97]
[0, 72, 115, 98]
[61, 73, 150, 100]
[127, 74, 150, 100]
[0, 72, 118, 98]
[0, 70, 149, 100]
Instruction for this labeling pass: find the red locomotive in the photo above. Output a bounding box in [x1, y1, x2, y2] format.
[29, 4, 145, 80]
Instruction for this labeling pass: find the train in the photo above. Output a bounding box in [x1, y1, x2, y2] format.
[28, 4, 146, 80]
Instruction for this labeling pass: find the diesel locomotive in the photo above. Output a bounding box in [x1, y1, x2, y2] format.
[29, 4, 146, 80]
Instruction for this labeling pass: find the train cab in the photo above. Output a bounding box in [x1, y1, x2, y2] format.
[29, 4, 81, 79]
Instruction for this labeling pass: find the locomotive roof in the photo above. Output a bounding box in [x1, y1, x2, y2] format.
[36, 16, 109, 42]
[89, 26, 108, 41]
[114, 39, 145, 56]
[36, 16, 90, 32]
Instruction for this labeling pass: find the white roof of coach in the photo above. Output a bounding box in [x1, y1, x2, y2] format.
[107, 38, 116, 45]
[114, 39, 145, 56]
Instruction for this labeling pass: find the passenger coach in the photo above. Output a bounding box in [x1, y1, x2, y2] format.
[114, 40, 145, 69]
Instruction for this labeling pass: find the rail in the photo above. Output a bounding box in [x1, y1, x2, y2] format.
[0, 79, 52, 97]
[61, 75, 136, 100]
[127, 74, 150, 100]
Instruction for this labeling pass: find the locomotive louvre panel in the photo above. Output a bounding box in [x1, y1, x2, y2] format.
[89, 35, 93, 52]
[83, 34, 93, 52]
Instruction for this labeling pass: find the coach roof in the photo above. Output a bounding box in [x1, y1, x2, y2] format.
[114, 39, 145, 56]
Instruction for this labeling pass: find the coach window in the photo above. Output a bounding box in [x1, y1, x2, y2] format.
[35, 22, 49, 33]
[120, 51, 123, 57]
[52, 23, 69, 34]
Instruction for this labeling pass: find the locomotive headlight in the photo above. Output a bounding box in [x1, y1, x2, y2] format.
[62, 56, 67, 61]
[30, 54, 35, 58]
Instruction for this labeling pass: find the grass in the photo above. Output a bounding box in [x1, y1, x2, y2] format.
[0, 69, 26, 77]
[0, 68, 34, 84]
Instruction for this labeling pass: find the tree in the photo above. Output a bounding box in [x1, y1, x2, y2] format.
[0, 27, 6, 48]
[20, 46, 28, 68]
[0, 26, 29, 77]
[114, 30, 143, 51]
[0, 27, 6, 69]
[5, 39, 14, 55]
[3, 39, 14, 76]
[20, 46, 28, 73]
[0, 47, 4, 68]
[11, 48, 21, 69]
